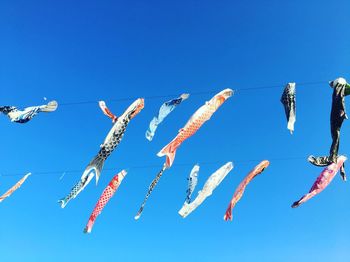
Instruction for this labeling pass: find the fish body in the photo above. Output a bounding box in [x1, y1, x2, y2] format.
[185, 165, 199, 204]
[59, 99, 143, 208]
[84, 170, 127, 233]
[0, 101, 58, 123]
[292, 155, 347, 208]
[157, 89, 233, 167]
[146, 93, 189, 141]
[280, 83, 296, 134]
[178, 162, 233, 218]
[224, 160, 269, 221]
[0, 173, 31, 202]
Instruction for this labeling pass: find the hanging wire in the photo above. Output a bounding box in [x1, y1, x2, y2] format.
[59, 80, 328, 106]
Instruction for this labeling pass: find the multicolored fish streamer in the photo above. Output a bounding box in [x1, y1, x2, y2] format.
[178, 162, 233, 218]
[292, 155, 347, 208]
[0, 173, 31, 202]
[224, 160, 269, 221]
[280, 83, 296, 134]
[145, 93, 189, 141]
[59, 99, 144, 208]
[0, 101, 58, 123]
[84, 170, 127, 233]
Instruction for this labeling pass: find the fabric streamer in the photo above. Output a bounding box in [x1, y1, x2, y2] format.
[84, 170, 127, 233]
[145, 93, 189, 141]
[292, 155, 347, 208]
[309, 77, 350, 165]
[224, 160, 269, 221]
[280, 83, 296, 134]
[0, 101, 58, 123]
[0, 173, 31, 202]
[59, 99, 144, 208]
[158, 88, 233, 168]
[185, 165, 199, 204]
[178, 162, 233, 218]
[134, 164, 167, 220]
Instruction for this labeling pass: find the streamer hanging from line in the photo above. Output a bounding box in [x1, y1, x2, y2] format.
[135, 164, 167, 220]
[59, 99, 144, 208]
[84, 170, 127, 234]
[309, 77, 350, 165]
[280, 83, 296, 134]
[185, 165, 199, 204]
[146, 93, 189, 141]
[224, 160, 269, 221]
[158, 88, 233, 168]
[179, 162, 233, 218]
[0, 173, 31, 202]
[292, 155, 347, 208]
[0, 101, 58, 123]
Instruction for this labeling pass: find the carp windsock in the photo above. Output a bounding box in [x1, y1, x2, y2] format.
[0, 101, 58, 124]
[0, 173, 31, 202]
[292, 155, 347, 208]
[178, 162, 233, 218]
[280, 83, 296, 134]
[185, 165, 199, 204]
[224, 160, 269, 221]
[59, 99, 144, 208]
[84, 170, 127, 234]
[146, 93, 189, 141]
[157, 89, 233, 167]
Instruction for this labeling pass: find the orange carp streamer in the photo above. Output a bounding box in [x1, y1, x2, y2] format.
[157, 88, 233, 167]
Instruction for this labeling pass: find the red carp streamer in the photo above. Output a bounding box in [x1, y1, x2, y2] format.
[84, 170, 127, 233]
[224, 160, 269, 221]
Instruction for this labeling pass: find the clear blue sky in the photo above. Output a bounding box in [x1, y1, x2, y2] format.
[1, 1, 350, 261]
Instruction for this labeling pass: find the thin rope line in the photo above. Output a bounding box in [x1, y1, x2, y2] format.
[0, 156, 306, 177]
[59, 80, 328, 106]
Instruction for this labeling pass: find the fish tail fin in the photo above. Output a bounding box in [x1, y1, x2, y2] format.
[58, 198, 67, 208]
[223, 207, 233, 221]
[291, 201, 300, 208]
[39, 101, 58, 112]
[157, 141, 178, 167]
[86, 155, 105, 185]
[83, 223, 93, 234]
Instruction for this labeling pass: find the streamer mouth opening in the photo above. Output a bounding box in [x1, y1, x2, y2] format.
[130, 98, 144, 119]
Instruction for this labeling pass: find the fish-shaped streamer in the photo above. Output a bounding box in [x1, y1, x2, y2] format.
[185, 165, 199, 204]
[84, 170, 127, 233]
[0, 101, 58, 123]
[178, 162, 233, 218]
[280, 83, 296, 134]
[59, 99, 144, 208]
[146, 93, 189, 141]
[59, 171, 94, 208]
[292, 155, 347, 208]
[224, 160, 269, 221]
[158, 89, 233, 168]
[134, 164, 167, 220]
[309, 78, 350, 165]
[0, 173, 31, 202]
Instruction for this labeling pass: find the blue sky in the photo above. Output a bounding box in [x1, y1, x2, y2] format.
[1, 1, 350, 261]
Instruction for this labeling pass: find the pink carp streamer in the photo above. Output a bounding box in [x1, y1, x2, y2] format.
[224, 160, 269, 221]
[292, 155, 347, 208]
[84, 170, 127, 233]
[0, 173, 31, 202]
[157, 89, 233, 167]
